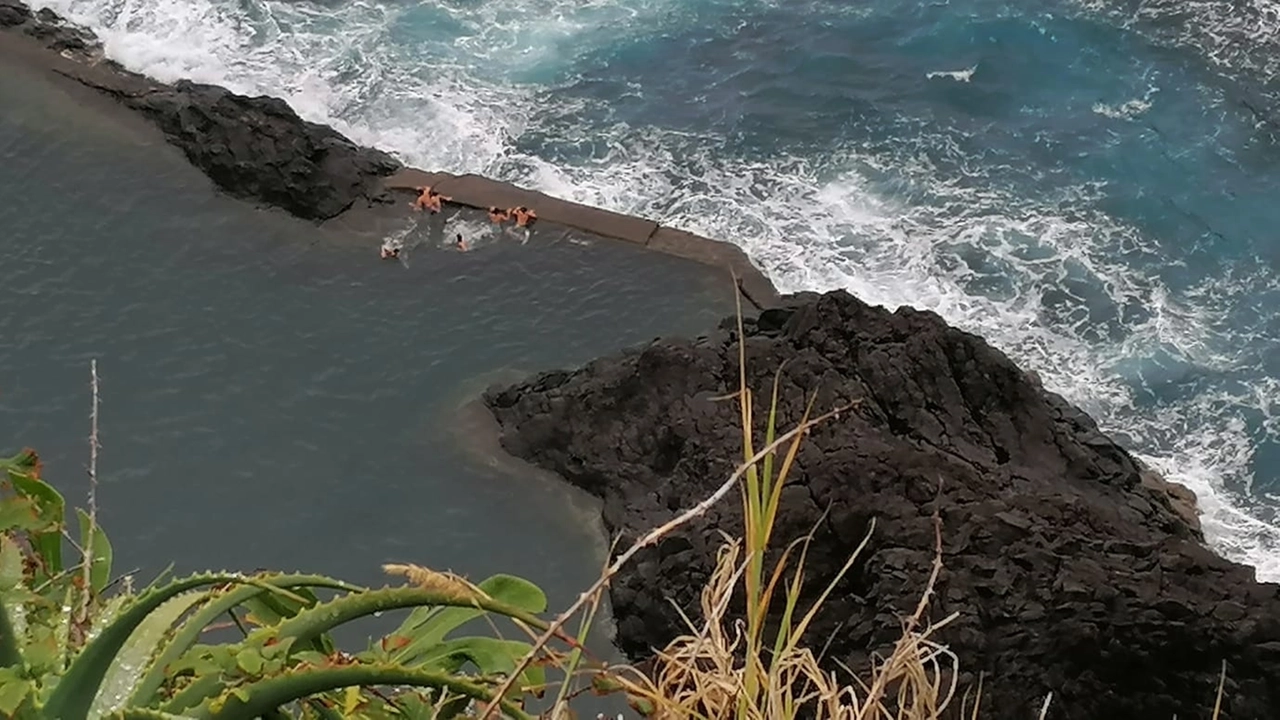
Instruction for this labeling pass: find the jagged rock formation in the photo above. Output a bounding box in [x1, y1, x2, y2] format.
[486, 290, 1280, 720]
[1, 0, 401, 220]
[0, 0, 96, 58]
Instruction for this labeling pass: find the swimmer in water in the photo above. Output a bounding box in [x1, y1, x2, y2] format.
[412, 186, 451, 213]
[511, 206, 538, 228]
[487, 206, 510, 224]
[455, 233, 469, 252]
[380, 245, 400, 260]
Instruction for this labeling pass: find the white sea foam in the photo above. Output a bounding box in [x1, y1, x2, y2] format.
[1075, 0, 1280, 91]
[926, 64, 978, 82]
[33, 0, 1280, 580]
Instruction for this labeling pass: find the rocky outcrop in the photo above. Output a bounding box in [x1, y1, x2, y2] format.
[486, 290, 1280, 720]
[0, 0, 97, 59]
[1, 0, 779, 302]
[1, 0, 401, 221]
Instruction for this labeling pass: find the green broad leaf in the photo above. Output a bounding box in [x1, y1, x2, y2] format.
[391, 574, 545, 666]
[241, 587, 320, 627]
[0, 494, 45, 533]
[88, 591, 209, 720]
[0, 535, 23, 591]
[77, 508, 114, 596]
[25, 622, 63, 672]
[392, 692, 441, 720]
[9, 471, 66, 574]
[235, 650, 264, 677]
[0, 668, 33, 715]
[242, 587, 331, 655]
[415, 637, 543, 692]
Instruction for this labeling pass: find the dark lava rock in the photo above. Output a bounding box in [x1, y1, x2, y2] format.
[114, 80, 402, 220]
[2, 0, 401, 221]
[486, 290, 1280, 719]
[0, 0, 98, 57]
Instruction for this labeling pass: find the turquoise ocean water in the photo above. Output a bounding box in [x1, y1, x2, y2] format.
[29, 0, 1280, 580]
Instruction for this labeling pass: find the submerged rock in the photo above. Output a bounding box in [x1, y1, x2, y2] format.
[486, 289, 1280, 719]
[1, 0, 401, 221]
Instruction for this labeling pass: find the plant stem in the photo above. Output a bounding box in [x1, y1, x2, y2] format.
[80, 360, 100, 621]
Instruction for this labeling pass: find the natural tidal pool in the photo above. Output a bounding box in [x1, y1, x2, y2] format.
[0, 62, 736, 619]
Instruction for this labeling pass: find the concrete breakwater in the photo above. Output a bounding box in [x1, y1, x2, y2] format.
[0, 0, 778, 310]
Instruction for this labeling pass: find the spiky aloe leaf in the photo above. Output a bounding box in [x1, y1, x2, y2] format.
[240, 584, 332, 656]
[161, 673, 225, 715]
[43, 573, 264, 720]
[390, 574, 545, 666]
[88, 591, 209, 720]
[190, 664, 533, 720]
[107, 709, 197, 720]
[257, 585, 549, 653]
[76, 508, 113, 596]
[131, 574, 359, 707]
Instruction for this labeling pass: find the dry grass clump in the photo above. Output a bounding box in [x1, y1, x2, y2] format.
[615, 526, 971, 720]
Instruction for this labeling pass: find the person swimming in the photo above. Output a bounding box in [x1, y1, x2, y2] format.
[412, 186, 451, 213]
[511, 206, 538, 228]
[487, 206, 510, 224]
[380, 243, 401, 260]
[455, 233, 469, 252]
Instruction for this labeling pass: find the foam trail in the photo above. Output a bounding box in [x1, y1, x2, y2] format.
[33, 0, 1280, 580]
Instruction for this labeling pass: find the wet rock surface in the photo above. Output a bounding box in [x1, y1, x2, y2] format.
[0, 0, 98, 59]
[486, 289, 1280, 719]
[1, 0, 401, 221]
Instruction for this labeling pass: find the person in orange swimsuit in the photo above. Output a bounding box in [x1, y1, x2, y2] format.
[411, 186, 451, 213]
[510, 206, 537, 227]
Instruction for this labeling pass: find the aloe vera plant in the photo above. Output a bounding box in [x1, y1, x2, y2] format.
[0, 449, 556, 720]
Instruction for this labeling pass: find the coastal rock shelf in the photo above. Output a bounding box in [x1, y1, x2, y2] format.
[486, 290, 1280, 719]
[0, 0, 777, 307]
[0, 0, 400, 221]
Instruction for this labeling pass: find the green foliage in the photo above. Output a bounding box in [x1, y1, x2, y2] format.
[0, 448, 558, 720]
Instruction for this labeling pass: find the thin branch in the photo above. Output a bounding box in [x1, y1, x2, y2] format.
[478, 403, 850, 720]
[79, 360, 101, 619]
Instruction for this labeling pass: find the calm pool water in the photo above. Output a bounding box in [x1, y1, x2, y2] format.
[0, 62, 736, 617]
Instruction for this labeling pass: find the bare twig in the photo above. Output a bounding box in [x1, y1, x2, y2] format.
[478, 405, 849, 720]
[78, 360, 101, 617]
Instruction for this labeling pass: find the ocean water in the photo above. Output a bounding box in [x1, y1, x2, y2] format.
[0, 59, 734, 615]
[26, 0, 1280, 581]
